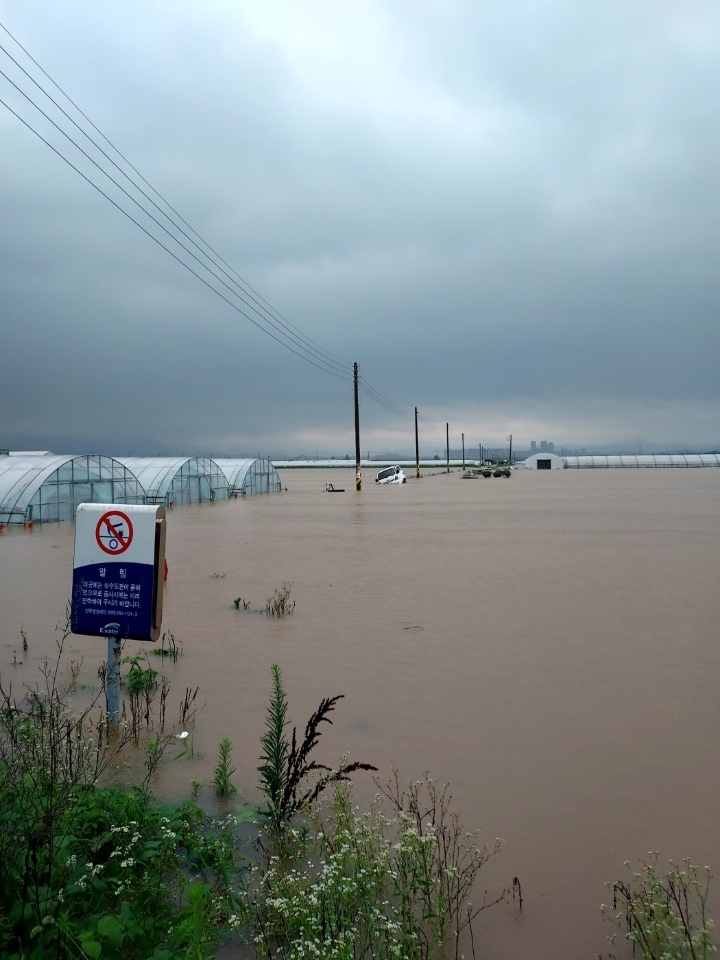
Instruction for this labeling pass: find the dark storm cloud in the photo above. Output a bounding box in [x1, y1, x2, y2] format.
[1, 0, 718, 454]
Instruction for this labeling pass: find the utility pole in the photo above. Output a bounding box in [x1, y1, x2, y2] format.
[446, 423, 450, 473]
[353, 362, 361, 491]
[414, 407, 420, 478]
[462, 433, 465, 470]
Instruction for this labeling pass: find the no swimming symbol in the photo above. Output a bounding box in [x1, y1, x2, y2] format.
[95, 510, 134, 555]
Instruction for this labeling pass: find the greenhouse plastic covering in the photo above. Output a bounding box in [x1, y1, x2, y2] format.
[563, 454, 720, 468]
[117, 457, 228, 506]
[0, 455, 145, 525]
[214, 458, 282, 495]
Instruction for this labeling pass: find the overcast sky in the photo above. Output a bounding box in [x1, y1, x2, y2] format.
[1, 0, 718, 456]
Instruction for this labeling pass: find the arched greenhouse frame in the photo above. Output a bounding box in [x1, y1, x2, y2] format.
[214, 458, 282, 496]
[118, 457, 228, 506]
[0, 455, 145, 525]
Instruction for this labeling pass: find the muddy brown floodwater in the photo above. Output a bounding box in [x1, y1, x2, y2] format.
[1, 466, 719, 958]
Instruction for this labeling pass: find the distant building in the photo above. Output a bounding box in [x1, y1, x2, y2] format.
[530, 440, 537, 453]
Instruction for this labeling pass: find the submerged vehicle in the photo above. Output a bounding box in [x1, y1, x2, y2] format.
[375, 465, 406, 485]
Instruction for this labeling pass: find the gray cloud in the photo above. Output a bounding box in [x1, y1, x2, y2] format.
[1, 0, 718, 455]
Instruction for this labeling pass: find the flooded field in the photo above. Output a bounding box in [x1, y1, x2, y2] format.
[1, 466, 719, 959]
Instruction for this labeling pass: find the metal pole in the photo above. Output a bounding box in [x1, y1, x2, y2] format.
[106, 636, 121, 730]
[414, 407, 420, 478]
[462, 433, 465, 470]
[446, 423, 450, 473]
[354, 362, 361, 491]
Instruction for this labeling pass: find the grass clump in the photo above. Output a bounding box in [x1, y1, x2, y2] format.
[247, 665, 509, 958]
[602, 854, 716, 959]
[0, 625, 241, 960]
[242, 777, 508, 959]
[265, 582, 295, 617]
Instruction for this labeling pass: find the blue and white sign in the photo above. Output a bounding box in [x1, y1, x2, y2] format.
[71, 503, 166, 642]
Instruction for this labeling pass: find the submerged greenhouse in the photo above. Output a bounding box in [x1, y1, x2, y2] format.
[117, 457, 228, 506]
[0, 455, 145, 525]
[563, 454, 720, 468]
[215, 458, 282, 496]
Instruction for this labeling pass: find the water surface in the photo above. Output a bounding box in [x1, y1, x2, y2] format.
[1, 466, 718, 958]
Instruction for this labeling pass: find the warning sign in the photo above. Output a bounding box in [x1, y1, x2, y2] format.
[95, 510, 134, 555]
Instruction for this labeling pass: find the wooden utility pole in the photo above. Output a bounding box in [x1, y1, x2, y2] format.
[462, 433, 465, 470]
[446, 423, 450, 473]
[414, 407, 420, 478]
[354, 362, 361, 491]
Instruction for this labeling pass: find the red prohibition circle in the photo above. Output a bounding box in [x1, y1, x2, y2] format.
[95, 511, 134, 555]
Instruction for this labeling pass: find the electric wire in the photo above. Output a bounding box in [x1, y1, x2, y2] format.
[0, 95, 350, 380]
[358, 377, 413, 417]
[0, 25, 427, 418]
[0, 25, 351, 377]
[0, 67, 350, 380]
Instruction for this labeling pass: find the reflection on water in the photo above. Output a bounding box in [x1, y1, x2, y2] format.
[1, 467, 719, 958]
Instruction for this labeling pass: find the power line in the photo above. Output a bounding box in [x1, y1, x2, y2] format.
[0, 25, 428, 420]
[358, 377, 413, 417]
[0, 66, 350, 380]
[0, 20, 351, 376]
[0, 95, 351, 381]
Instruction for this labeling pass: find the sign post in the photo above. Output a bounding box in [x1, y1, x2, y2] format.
[71, 504, 166, 729]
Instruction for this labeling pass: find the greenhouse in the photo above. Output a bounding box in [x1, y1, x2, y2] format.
[215, 458, 282, 496]
[563, 454, 720, 469]
[117, 457, 228, 506]
[0, 454, 145, 525]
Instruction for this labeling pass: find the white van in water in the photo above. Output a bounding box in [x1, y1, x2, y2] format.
[375, 465, 406, 484]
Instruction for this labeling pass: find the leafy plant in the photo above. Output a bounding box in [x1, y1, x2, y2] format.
[0, 626, 241, 960]
[242, 778, 509, 960]
[602, 854, 716, 959]
[121, 654, 162, 743]
[212, 737, 238, 798]
[257, 664, 376, 832]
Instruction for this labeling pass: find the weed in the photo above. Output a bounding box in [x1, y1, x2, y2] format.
[0, 627, 241, 959]
[121, 654, 161, 743]
[242, 778, 509, 960]
[233, 597, 250, 611]
[208, 572, 226, 579]
[213, 737, 238, 798]
[152, 631, 183, 662]
[265, 581, 295, 617]
[602, 854, 716, 959]
[191, 779, 202, 799]
[179, 686, 200, 728]
[171, 882, 216, 959]
[258, 663, 376, 831]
